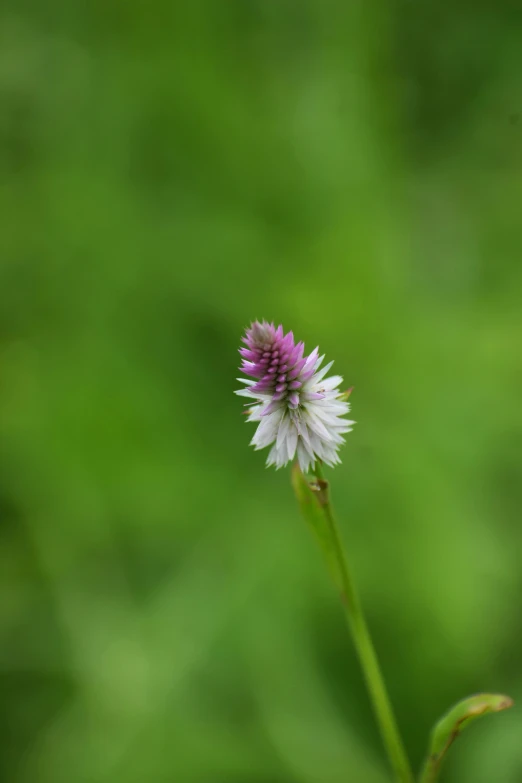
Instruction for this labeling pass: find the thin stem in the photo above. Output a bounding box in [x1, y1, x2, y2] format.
[314, 462, 414, 783]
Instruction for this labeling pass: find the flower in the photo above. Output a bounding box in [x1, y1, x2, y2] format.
[235, 321, 355, 471]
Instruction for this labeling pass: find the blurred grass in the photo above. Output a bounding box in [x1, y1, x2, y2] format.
[1, 2, 522, 782]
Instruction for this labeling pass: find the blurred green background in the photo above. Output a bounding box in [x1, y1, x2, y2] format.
[1, 2, 521, 782]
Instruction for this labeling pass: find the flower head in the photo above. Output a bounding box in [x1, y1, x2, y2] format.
[236, 321, 354, 471]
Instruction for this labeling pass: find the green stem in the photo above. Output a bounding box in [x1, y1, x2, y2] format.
[418, 758, 439, 783]
[314, 462, 414, 783]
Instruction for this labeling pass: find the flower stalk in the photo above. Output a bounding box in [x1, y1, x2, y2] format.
[294, 461, 414, 783]
[237, 321, 512, 783]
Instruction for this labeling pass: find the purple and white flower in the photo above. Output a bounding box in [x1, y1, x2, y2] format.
[236, 321, 355, 471]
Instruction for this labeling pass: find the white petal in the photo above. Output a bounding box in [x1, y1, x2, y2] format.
[276, 414, 291, 450]
[297, 440, 313, 472]
[309, 360, 334, 384]
[235, 388, 262, 399]
[276, 438, 288, 467]
[315, 374, 343, 391]
[287, 424, 298, 460]
[246, 405, 264, 422]
[301, 348, 320, 375]
[304, 410, 332, 441]
[266, 446, 278, 466]
[251, 409, 284, 449]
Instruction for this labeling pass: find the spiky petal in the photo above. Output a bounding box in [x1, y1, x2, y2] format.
[236, 321, 355, 471]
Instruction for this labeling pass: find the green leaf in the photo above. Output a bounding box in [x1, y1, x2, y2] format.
[419, 693, 514, 782]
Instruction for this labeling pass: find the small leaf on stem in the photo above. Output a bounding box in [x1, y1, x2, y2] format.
[419, 692, 514, 783]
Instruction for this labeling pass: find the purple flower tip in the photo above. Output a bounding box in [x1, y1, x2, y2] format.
[239, 321, 311, 402]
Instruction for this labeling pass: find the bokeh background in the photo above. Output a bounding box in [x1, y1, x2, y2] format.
[1, 2, 521, 782]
